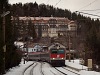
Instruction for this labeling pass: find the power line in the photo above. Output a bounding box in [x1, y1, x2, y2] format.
[54, 0, 61, 7]
[78, 0, 98, 11]
[80, 8, 100, 15]
[80, 9, 100, 11]
[75, 11, 100, 18]
[96, 11, 100, 14]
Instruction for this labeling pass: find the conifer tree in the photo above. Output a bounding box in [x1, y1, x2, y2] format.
[0, 0, 4, 73]
[0, 0, 22, 74]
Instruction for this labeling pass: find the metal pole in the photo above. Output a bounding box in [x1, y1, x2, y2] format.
[1, 10, 10, 73]
[2, 14, 7, 74]
[26, 38, 28, 62]
[73, 52, 74, 63]
[68, 30, 71, 62]
[3, 17, 5, 44]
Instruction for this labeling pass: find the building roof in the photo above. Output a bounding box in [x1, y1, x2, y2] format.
[48, 43, 66, 50]
[12, 16, 69, 21]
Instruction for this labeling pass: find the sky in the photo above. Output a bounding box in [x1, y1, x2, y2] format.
[8, 0, 100, 18]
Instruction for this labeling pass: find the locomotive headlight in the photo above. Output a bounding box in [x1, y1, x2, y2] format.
[61, 58, 64, 59]
[53, 58, 55, 59]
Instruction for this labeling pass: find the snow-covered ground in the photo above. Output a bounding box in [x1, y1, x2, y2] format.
[65, 59, 88, 70]
[4, 59, 33, 75]
[65, 60, 100, 75]
[4, 59, 100, 75]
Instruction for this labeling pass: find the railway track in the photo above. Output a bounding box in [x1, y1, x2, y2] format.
[22, 61, 80, 75]
[23, 62, 45, 75]
[23, 62, 37, 75]
[41, 62, 58, 75]
[30, 62, 38, 75]
[40, 62, 45, 75]
[42, 62, 78, 75]
[54, 67, 80, 75]
[42, 62, 65, 75]
[54, 67, 68, 75]
[62, 67, 80, 75]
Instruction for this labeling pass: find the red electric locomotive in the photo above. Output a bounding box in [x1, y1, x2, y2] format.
[49, 43, 66, 66]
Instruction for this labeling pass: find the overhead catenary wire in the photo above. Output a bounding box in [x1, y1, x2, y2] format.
[75, 11, 100, 18]
[75, 0, 100, 19]
[96, 12, 100, 14]
[80, 9, 100, 14]
[80, 9, 100, 11]
[78, 0, 98, 11]
[54, 0, 61, 7]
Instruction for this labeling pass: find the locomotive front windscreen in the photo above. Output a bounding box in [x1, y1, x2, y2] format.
[58, 50, 64, 54]
[51, 49, 64, 54]
[51, 49, 57, 53]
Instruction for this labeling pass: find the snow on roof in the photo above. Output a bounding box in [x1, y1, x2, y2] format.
[14, 17, 69, 21]
[33, 45, 42, 49]
[48, 43, 66, 50]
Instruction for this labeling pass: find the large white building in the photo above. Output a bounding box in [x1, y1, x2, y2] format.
[12, 16, 77, 38]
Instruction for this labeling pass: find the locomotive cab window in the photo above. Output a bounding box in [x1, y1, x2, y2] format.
[51, 49, 64, 54]
[58, 50, 64, 54]
[51, 50, 57, 53]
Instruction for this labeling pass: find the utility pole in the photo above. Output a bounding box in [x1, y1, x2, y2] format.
[1, 10, 10, 73]
[68, 30, 71, 62]
[25, 37, 28, 62]
[68, 13, 72, 62]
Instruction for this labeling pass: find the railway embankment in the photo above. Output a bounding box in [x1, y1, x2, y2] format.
[65, 60, 88, 72]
